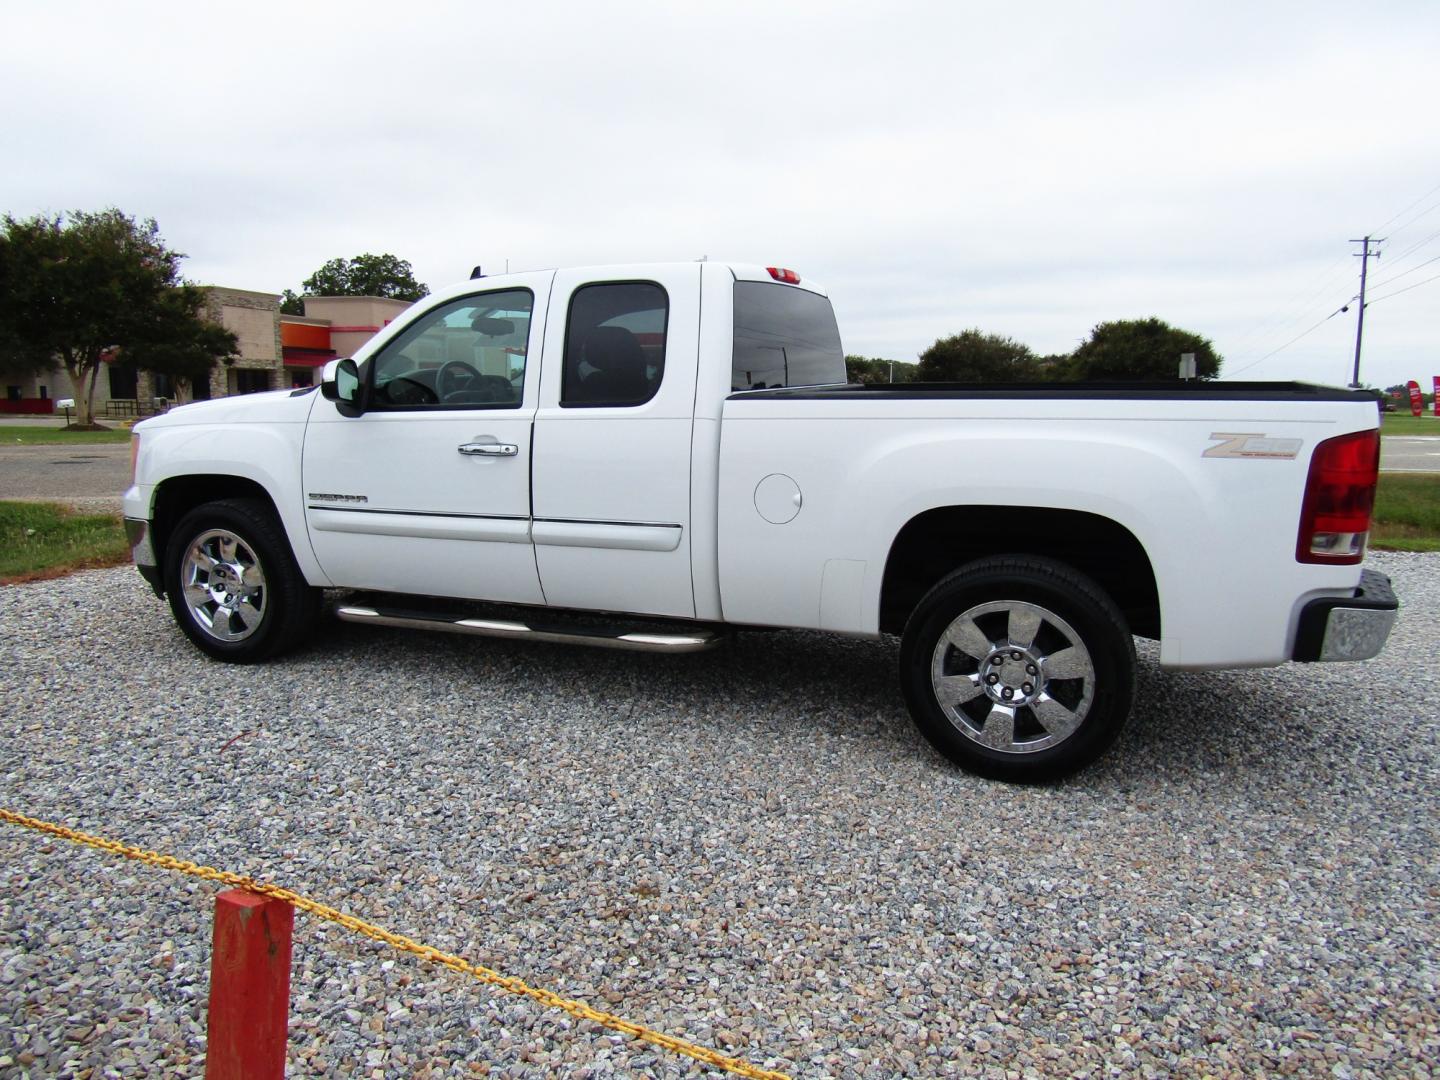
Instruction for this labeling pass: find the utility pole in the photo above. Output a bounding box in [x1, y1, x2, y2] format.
[1349, 235, 1383, 387]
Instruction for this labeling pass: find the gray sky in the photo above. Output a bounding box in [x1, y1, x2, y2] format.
[3, 1, 1437, 390]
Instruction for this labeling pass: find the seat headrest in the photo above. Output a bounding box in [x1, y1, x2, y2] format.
[575, 326, 650, 403]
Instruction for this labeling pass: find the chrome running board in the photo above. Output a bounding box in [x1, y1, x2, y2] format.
[333, 604, 727, 654]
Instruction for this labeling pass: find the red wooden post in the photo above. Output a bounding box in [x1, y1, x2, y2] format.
[205, 890, 294, 1080]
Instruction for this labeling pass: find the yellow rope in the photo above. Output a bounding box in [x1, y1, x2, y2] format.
[0, 807, 792, 1080]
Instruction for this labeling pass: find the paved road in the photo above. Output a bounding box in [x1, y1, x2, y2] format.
[1381, 435, 1440, 473]
[0, 443, 131, 512]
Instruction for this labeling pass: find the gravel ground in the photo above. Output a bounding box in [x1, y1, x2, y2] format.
[1, 552, 1437, 1078]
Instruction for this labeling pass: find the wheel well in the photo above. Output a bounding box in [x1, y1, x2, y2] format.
[150, 475, 278, 567]
[880, 507, 1161, 639]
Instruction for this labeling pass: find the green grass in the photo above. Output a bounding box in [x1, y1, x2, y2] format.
[1380, 413, 1440, 436]
[1372, 473, 1440, 552]
[0, 501, 129, 582]
[0, 424, 132, 445]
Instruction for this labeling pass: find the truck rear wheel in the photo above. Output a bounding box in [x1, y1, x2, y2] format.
[900, 556, 1135, 782]
[163, 498, 319, 663]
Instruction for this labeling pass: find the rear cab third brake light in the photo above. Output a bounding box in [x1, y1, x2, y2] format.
[1296, 428, 1380, 564]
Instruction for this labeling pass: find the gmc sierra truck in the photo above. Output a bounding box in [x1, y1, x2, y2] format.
[123, 262, 1399, 781]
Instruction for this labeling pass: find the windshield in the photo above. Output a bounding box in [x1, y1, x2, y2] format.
[732, 281, 845, 391]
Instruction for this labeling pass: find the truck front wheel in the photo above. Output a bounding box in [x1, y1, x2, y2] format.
[900, 556, 1135, 782]
[163, 498, 319, 663]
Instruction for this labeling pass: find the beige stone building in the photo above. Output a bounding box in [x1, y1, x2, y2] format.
[2, 287, 413, 416]
[201, 287, 285, 399]
[299, 296, 412, 361]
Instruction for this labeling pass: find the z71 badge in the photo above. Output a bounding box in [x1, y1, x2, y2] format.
[1203, 433, 1303, 460]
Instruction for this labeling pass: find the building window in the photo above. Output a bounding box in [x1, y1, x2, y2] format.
[109, 366, 139, 400]
[233, 369, 272, 395]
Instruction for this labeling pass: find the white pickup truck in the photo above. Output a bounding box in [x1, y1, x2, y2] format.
[124, 262, 1398, 781]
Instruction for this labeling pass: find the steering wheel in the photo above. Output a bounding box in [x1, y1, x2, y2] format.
[436, 361, 477, 400]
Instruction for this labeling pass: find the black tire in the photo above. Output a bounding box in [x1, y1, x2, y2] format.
[163, 498, 320, 663]
[900, 556, 1135, 782]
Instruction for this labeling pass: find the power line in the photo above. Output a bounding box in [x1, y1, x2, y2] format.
[1382, 225, 1440, 266]
[1366, 269, 1440, 306]
[1225, 255, 1353, 355]
[1377, 196, 1440, 253]
[1371, 180, 1440, 235]
[1225, 304, 1350, 378]
[1229, 243, 1374, 383]
[1224, 181, 1440, 382]
[1228, 270, 1359, 374]
[1370, 197, 1440, 244]
[1366, 251, 1440, 292]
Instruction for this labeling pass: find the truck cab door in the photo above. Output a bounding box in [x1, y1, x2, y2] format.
[531, 264, 700, 618]
[301, 274, 552, 604]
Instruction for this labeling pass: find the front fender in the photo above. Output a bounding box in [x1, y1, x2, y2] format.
[131, 415, 331, 588]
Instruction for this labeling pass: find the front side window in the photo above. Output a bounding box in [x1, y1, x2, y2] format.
[369, 289, 532, 409]
[732, 281, 845, 391]
[561, 282, 668, 407]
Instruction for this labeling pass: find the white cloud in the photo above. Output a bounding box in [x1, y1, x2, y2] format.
[3, 0, 1438, 388]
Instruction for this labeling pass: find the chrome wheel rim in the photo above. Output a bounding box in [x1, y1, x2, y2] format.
[930, 600, 1096, 754]
[180, 529, 267, 643]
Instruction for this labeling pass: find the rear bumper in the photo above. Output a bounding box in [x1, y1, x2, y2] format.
[1292, 568, 1398, 662]
[124, 517, 164, 599]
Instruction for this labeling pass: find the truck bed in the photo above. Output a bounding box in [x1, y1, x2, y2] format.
[733, 381, 1374, 402]
[715, 381, 1381, 668]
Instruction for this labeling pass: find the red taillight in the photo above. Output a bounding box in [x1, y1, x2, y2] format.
[1296, 429, 1379, 564]
[766, 266, 801, 285]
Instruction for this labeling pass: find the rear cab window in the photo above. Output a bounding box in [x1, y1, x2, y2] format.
[732, 281, 845, 391]
[561, 282, 668, 408]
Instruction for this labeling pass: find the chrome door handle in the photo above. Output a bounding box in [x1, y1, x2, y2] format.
[458, 441, 519, 457]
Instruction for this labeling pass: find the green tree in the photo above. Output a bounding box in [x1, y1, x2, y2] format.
[117, 289, 237, 403]
[1036, 352, 1074, 378]
[1066, 318, 1222, 381]
[916, 330, 1040, 382]
[290, 253, 430, 306]
[1382, 383, 1414, 407]
[0, 208, 222, 427]
[845, 354, 917, 385]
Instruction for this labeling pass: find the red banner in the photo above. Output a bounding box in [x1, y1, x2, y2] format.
[1407, 380, 1423, 417]
[1433, 376, 1439, 418]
